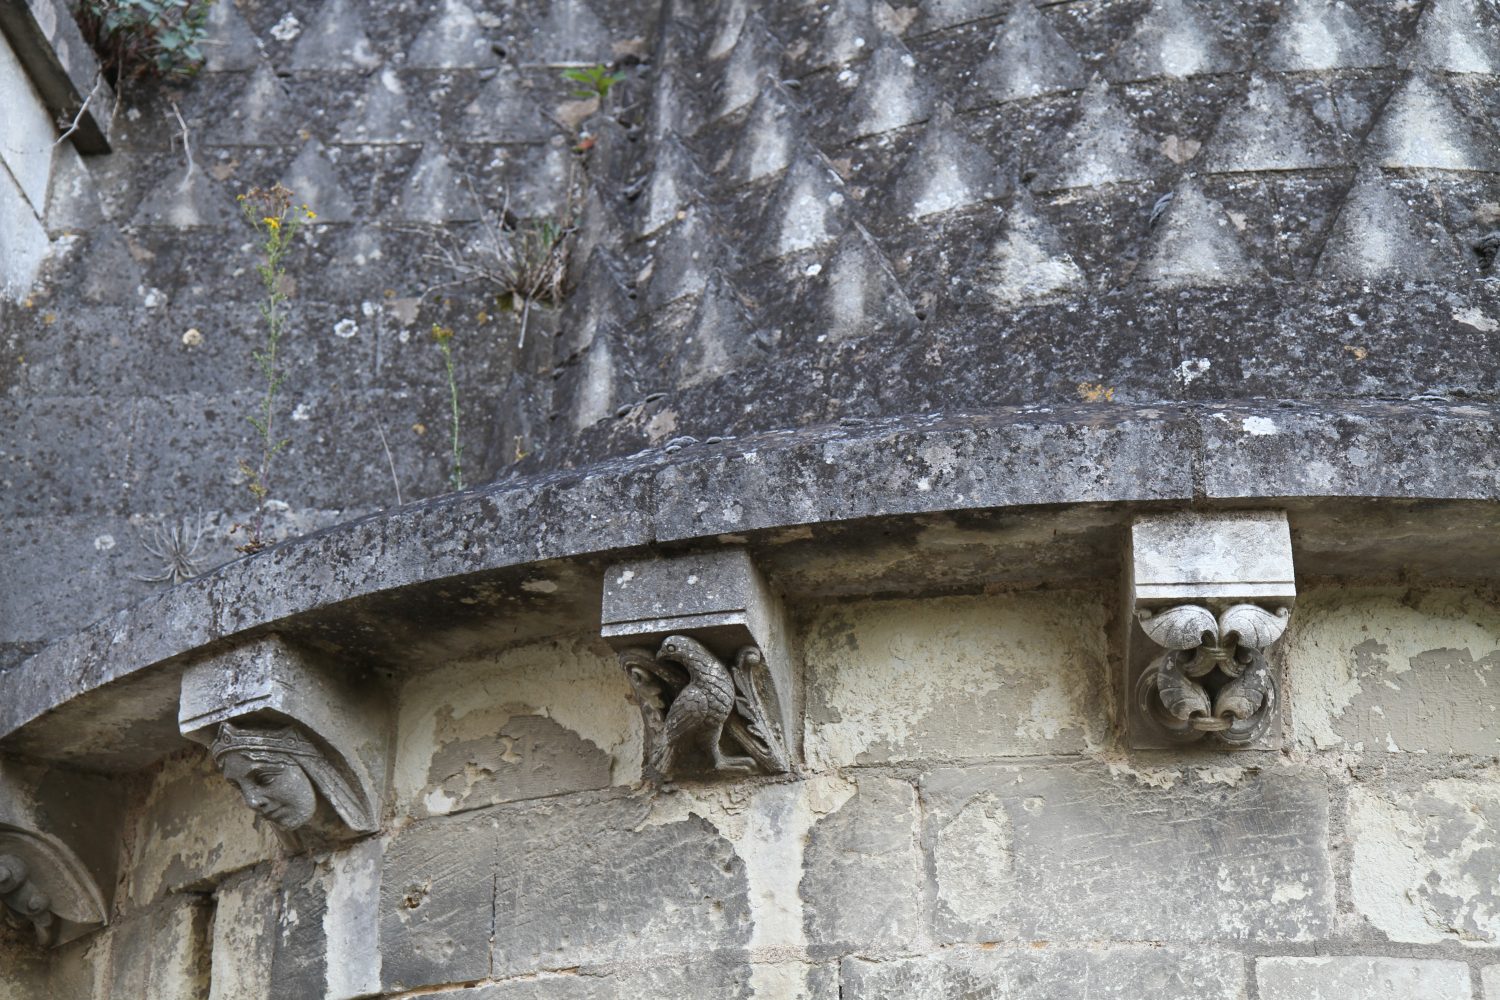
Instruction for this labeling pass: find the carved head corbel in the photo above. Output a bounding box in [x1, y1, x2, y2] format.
[208, 721, 376, 837]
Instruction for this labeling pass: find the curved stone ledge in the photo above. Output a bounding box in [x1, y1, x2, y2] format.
[3, 399, 1497, 767]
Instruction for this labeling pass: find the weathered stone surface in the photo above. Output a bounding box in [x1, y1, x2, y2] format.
[922, 764, 1332, 942]
[842, 945, 1247, 999]
[125, 749, 278, 907]
[804, 592, 1107, 766]
[1351, 774, 1500, 944]
[106, 894, 213, 1000]
[801, 774, 925, 956]
[394, 637, 631, 818]
[1257, 957, 1472, 1000]
[1485, 963, 1500, 1000]
[414, 960, 752, 999]
[1284, 588, 1500, 753]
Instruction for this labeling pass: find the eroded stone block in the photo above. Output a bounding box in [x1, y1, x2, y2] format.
[208, 870, 276, 1000]
[413, 958, 754, 999]
[801, 775, 925, 956]
[380, 808, 500, 991]
[124, 750, 277, 907]
[106, 894, 212, 1000]
[803, 592, 1108, 766]
[1350, 776, 1500, 944]
[1284, 588, 1500, 753]
[842, 945, 1247, 1000]
[921, 764, 1331, 942]
[394, 638, 629, 819]
[1257, 957, 1471, 1000]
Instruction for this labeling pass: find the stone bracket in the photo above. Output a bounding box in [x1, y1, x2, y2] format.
[0, 759, 113, 947]
[1125, 511, 1296, 749]
[602, 549, 800, 785]
[0, 0, 113, 153]
[178, 635, 388, 838]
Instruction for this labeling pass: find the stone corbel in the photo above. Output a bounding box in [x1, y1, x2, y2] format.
[1126, 511, 1296, 749]
[0, 761, 113, 948]
[602, 549, 799, 786]
[178, 635, 388, 847]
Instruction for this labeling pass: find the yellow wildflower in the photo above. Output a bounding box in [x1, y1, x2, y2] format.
[263, 216, 280, 230]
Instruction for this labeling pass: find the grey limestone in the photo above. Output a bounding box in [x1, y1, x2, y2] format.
[842, 946, 1247, 1000]
[1257, 957, 1472, 1000]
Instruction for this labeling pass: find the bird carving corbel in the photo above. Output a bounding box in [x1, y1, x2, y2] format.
[619, 634, 790, 786]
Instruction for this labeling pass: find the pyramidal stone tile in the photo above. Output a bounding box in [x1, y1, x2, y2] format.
[201, 0, 261, 71]
[1202, 76, 1343, 173]
[131, 159, 237, 228]
[290, 0, 380, 70]
[1042, 78, 1153, 191]
[408, 0, 497, 68]
[336, 69, 423, 144]
[845, 36, 932, 139]
[461, 68, 553, 143]
[392, 146, 480, 223]
[1262, 0, 1387, 71]
[679, 273, 757, 386]
[647, 206, 728, 307]
[45, 146, 108, 234]
[566, 248, 636, 356]
[708, 0, 751, 60]
[572, 327, 615, 429]
[914, 0, 1006, 34]
[718, 14, 781, 119]
[1370, 74, 1498, 172]
[976, 1, 1087, 104]
[769, 152, 852, 257]
[729, 78, 806, 184]
[822, 225, 918, 342]
[985, 192, 1085, 304]
[72, 224, 145, 303]
[532, 0, 611, 64]
[572, 181, 628, 269]
[1405, 0, 1500, 75]
[1108, 0, 1236, 82]
[1139, 182, 1256, 288]
[206, 63, 297, 144]
[892, 109, 1003, 220]
[647, 62, 706, 142]
[809, 0, 881, 70]
[1318, 168, 1448, 280]
[281, 139, 356, 222]
[640, 137, 712, 237]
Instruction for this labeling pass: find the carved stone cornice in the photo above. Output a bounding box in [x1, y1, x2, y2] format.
[1126, 511, 1296, 749]
[602, 549, 799, 787]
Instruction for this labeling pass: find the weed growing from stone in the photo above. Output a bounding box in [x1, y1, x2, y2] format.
[431, 325, 463, 491]
[563, 64, 626, 102]
[74, 0, 213, 83]
[135, 514, 207, 584]
[233, 185, 314, 553]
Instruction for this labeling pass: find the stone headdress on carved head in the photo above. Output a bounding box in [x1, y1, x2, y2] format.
[210, 720, 376, 832]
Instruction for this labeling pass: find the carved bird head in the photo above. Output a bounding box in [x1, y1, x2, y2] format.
[657, 634, 720, 678]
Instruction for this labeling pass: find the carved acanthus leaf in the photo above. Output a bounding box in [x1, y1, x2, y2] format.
[1138, 604, 1219, 649]
[1217, 603, 1290, 650]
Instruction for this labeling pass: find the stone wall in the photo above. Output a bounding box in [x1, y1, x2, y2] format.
[0, 27, 56, 300]
[4, 583, 1499, 998]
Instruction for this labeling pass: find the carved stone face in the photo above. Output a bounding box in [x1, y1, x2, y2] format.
[218, 751, 318, 829]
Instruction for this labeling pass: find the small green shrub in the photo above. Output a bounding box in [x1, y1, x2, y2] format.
[562, 64, 625, 102]
[74, 0, 214, 82]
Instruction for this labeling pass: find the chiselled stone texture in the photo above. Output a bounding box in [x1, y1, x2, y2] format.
[842, 946, 1247, 1000]
[104, 894, 213, 1000]
[1350, 772, 1500, 945]
[921, 764, 1332, 943]
[1257, 957, 1472, 1000]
